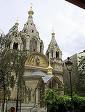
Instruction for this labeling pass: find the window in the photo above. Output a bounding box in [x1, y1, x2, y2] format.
[56, 51, 59, 58]
[31, 30, 34, 33]
[13, 42, 18, 50]
[24, 29, 26, 33]
[30, 38, 37, 52]
[33, 49, 35, 51]
[51, 50, 53, 58]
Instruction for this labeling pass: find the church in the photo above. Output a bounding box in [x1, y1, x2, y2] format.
[0, 6, 64, 112]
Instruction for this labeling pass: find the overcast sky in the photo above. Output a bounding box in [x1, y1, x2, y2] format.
[0, 0, 85, 60]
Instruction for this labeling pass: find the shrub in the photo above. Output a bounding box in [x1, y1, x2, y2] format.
[45, 89, 85, 112]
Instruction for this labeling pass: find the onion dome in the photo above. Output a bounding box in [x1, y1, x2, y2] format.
[28, 6, 34, 17]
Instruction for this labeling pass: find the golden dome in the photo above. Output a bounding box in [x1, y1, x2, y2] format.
[28, 6, 34, 17]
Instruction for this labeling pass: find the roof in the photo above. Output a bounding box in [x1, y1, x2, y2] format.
[24, 71, 47, 80]
[49, 33, 59, 49]
[24, 70, 53, 82]
[0, 29, 5, 37]
[46, 32, 60, 53]
[42, 75, 53, 83]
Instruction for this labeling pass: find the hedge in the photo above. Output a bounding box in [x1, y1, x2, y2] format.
[45, 89, 85, 112]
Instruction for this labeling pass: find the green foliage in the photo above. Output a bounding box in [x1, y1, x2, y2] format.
[73, 95, 85, 105]
[45, 89, 57, 105]
[45, 89, 70, 105]
[0, 48, 27, 100]
[45, 89, 85, 111]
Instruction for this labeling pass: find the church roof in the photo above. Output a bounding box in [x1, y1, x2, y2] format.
[0, 29, 5, 36]
[9, 22, 19, 34]
[22, 6, 43, 44]
[24, 71, 47, 80]
[24, 70, 53, 83]
[50, 33, 59, 47]
[32, 71, 46, 77]
[46, 32, 60, 52]
[42, 75, 53, 83]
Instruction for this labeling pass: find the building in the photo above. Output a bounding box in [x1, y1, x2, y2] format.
[0, 6, 64, 112]
[65, 0, 85, 9]
[63, 50, 85, 96]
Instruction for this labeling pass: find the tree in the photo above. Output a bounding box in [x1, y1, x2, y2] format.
[77, 57, 85, 95]
[0, 33, 29, 112]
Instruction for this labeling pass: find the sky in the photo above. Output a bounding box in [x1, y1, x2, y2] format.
[0, 0, 85, 60]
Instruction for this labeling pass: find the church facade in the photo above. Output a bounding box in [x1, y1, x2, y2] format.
[0, 6, 64, 112]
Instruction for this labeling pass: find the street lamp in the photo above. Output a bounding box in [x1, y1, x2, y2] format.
[15, 49, 22, 112]
[65, 57, 73, 109]
[15, 50, 20, 112]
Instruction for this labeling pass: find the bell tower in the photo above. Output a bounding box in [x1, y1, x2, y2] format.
[46, 32, 62, 61]
[6, 20, 23, 51]
[22, 6, 44, 53]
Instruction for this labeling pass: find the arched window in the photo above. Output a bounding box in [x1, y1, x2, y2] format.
[56, 51, 59, 58]
[51, 50, 53, 58]
[13, 42, 18, 50]
[30, 38, 37, 52]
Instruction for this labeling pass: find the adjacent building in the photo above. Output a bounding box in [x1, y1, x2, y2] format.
[63, 50, 85, 96]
